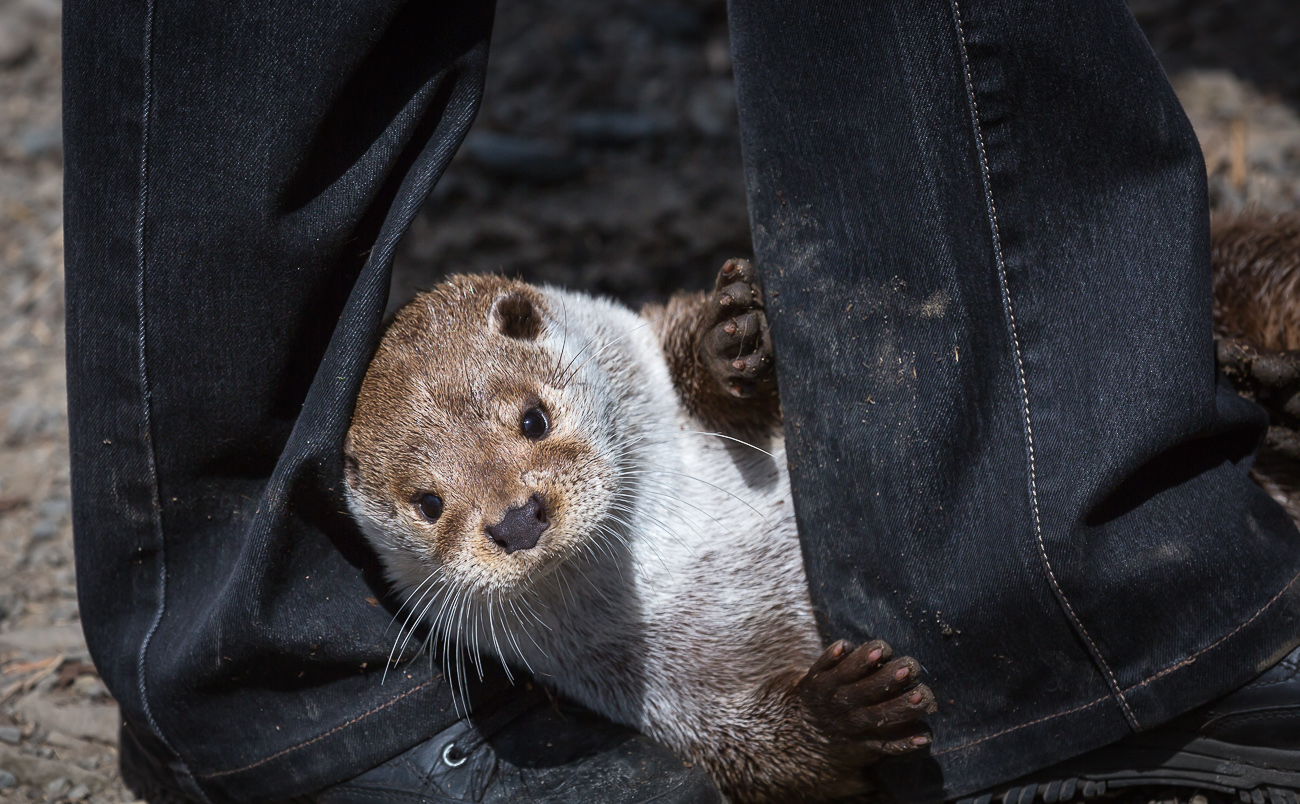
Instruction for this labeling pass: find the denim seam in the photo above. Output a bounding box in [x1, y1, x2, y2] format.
[1121, 563, 1300, 693]
[948, 0, 1140, 730]
[196, 677, 440, 779]
[131, 0, 206, 798]
[932, 694, 1111, 756]
[935, 563, 1300, 756]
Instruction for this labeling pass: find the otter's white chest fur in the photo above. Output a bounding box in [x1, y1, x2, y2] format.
[471, 287, 821, 752]
[527, 326, 818, 744]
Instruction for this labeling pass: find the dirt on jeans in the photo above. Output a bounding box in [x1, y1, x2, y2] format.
[0, 0, 1298, 802]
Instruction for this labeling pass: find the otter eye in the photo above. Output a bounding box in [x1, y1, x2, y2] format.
[417, 494, 443, 522]
[521, 407, 549, 440]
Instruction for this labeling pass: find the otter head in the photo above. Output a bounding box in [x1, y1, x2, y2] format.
[344, 274, 630, 605]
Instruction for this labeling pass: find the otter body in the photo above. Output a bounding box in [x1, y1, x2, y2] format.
[344, 264, 934, 803]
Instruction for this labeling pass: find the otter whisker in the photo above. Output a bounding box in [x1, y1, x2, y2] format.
[460, 588, 475, 702]
[547, 295, 570, 387]
[658, 430, 778, 459]
[595, 519, 666, 576]
[385, 584, 433, 678]
[434, 587, 466, 716]
[486, 590, 515, 683]
[507, 597, 550, 659]
[568, 551, 615, 607]
[384, 569, 438, 636]
[561, 320, 653, 388]
[468, 596, 485, 679]
[627, 466, 770, 523]
[500, 600, 536, 675]
[522, 588, 553, 632]
[610, 480, 711, 538]
[384, 577, 448, 683]
[553, 564, 577, 619]
[624, 478, 739, 540]
[604, 506, 691, 564]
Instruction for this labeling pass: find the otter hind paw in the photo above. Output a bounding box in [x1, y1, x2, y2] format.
[798, 639, 937, 758]
[700, 258, 775, 399]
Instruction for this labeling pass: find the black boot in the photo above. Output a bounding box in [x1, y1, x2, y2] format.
[304, 689, 723, 804]
[957, 647, 1300, 804]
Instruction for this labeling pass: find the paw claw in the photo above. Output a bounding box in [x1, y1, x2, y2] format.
[698, 259, 775, 398]
[798, 640, 936, 753]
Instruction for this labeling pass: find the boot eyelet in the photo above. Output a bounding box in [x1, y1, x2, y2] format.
[442, 742, 467, 768]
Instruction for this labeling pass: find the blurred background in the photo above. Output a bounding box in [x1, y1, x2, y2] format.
[0, 0, 1298, 801]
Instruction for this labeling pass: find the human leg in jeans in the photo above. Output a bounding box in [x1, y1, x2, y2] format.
[62, 2, 718, 802]
[729, 0, 1300, 800]
[65, 0, 1300, 802]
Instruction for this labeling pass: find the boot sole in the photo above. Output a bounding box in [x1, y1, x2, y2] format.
[954, 734, 1300, 804]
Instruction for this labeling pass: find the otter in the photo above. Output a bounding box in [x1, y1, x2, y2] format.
[1212, 211, 1300, 524]
[343, 260, 936, 804]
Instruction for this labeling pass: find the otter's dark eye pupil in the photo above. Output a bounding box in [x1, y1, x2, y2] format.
[521, 407, 549, 440]
[418, 494, 443, 522]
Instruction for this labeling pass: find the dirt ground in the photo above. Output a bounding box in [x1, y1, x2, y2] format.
[1, 1, 1298, 802]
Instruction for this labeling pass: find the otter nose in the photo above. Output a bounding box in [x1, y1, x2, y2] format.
[486, 494, 549, 554]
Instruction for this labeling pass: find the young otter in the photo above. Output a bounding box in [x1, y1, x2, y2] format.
[343, 261, 936, 803]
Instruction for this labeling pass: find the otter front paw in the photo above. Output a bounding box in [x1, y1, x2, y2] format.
[698, 258, 775, 400]
[797, 639, 937, 758]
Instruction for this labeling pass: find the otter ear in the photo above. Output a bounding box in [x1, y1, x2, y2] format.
[491, 292, 544, 341]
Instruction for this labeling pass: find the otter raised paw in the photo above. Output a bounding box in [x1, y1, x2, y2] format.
[646, 258, 781, 435]
[699, 258, 774, 399]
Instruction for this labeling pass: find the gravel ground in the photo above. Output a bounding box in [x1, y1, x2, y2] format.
[0, 1, 1298, 802]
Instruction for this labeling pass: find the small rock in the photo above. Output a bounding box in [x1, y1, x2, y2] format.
[0, 770, 15, 790]
[17, 126, 62, 161]
[5, 403, 63, 444]
[31, 518, 59, 541]
[569, 111, 670, 146]
[0, 746, 105, 790]
[0, 13, 33, 67]
[69, 677, 107, 701]
[39, 499, 69, 521]
[66, 783, 90, 801]
[44, 731, 88, 750]
[463, 134, 583, 184]
[15, 695, 120, 743]
[0, 726, 21, 744]
[1190, 796, 1209, 804]
[44, 777, 70, 798]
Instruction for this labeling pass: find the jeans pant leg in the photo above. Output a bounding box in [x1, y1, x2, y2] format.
[728, 1, 1300, 799]
[63, 2, 503, 802]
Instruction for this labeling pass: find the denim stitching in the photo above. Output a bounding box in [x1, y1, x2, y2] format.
[949, 0, 1139, 730]
[1122, 563, 1300, 693]
[932, 694, 1111, 756]
[131, 1, 206, 798]
[197, 678, 438, 779]
[936, 563, 1300, 756]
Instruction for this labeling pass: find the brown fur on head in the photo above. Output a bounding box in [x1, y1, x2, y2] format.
[1212, 211, 1300, 350]
[343, 274, 620, 598]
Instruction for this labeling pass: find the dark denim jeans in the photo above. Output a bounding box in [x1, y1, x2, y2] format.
[63, 1, 1300, 803]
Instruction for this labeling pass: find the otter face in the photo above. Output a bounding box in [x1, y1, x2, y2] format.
[344, 274, 627, 603]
